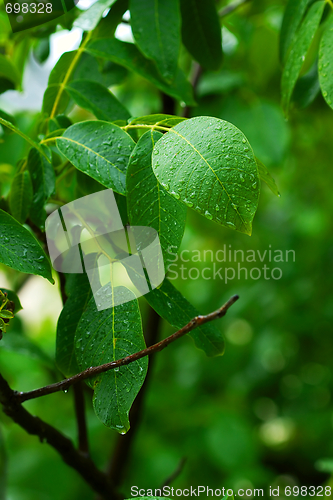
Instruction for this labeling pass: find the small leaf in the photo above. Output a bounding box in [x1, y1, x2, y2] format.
[9, 171, 33, 224]
[180, 0, 222, 70]
[256, 158, 280, 197]
[128, 114, 187, 127]
[0, 209, 54, 283]
[127, 130, 186, 267]
[56, 273, 93, 377]
[56, 121, 135, 195]
[42, 51, 76, 116]
[65, 80, 130, 122]
[279, 0, 309, 64]
[0, 289, 22, 313]
[87, 38, 195, 106]
[74, 0, 117, 31]
[145, 279, 225, 357]
[75, 285, 147, 433]
[281, 1, 325, 114]
[28, 148, 55, 230]
[130, 0, 181, 82]
[152, 116, 260, 235]
[319, 23, 333, 109]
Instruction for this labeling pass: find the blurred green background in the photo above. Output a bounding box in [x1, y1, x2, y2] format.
[1, 0, 333, 499]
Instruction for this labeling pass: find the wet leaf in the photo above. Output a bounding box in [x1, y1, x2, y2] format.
[75, 285, 147, 433]
[319, 23, 333, 109]
[56, 121, 135, 195]
[0, 209, 54, 283]
[127, 130, 187, 267]
[152, 116, 259, 235]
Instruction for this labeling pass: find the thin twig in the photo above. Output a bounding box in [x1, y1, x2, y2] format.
[14, 295, 239, 404]
[161, 457, 187, 488]
[219, 0, 251, 18]
[0, 373, 116, 499]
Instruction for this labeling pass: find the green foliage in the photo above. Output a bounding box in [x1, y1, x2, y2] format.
[75, 285, 147, 433]
[1, 0, 333, 498]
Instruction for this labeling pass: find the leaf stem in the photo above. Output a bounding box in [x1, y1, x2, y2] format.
[14, 295, 239, 403]
[0, 117, 50, 162]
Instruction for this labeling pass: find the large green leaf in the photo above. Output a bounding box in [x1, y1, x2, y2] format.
[127, 130, 186, 267]
[56, 121, 135, 195]
[151, 116, 259, 235]
[65, 80, 130, 122]
[319, 23, 333, 109]
[28, 148, 55, 230]
[74, 0, 117, 31]
[179, 0, 222, 70]
[0, 210, 54, 283]
[279, 0, 309, 64]
[130, 0, 181, 82]
[75, 285, 147, 433]
[9, 171, 33, 224]
[281, 1, 325, 114]
[86, 38, 195, 106]
[56, 273, 93, 377]
[145, 279, 225, 357]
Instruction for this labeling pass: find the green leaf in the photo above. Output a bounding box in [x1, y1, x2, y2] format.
[319, 23, 333, 109]
[152, 116, 260, 236]
[0, 54, 20, 94]
[75, 285, 147, 433]
[87, 38, 195, 106]
[179, 0, 222, 70]
[145, 279, 225, 357]
[0, 289, 22, 313]
[0, 332, 54, 368]
[128, 114, 187, 127]
[42, 51, 75, 116]
[74, 0, 117, 31]
[127, 130, 187, 267]
[9, 171, 33, 224]
[293, 60, 320, 109]
[56, 273, 93, 377]
[0, 209, 54, 283]
[56, 121, 135, 195]
[279, 0, 309, 64]
[256, 158, 280, 197]
[28, 148, 56, 230]
[281, 1, 325, 114]
[0, 310, 13, 319]
[130, 0, 181, 82]
[65, 80, 130, 122]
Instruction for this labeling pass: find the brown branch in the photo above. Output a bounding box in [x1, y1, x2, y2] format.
[14, 295, 239, 404]
[0, 372, 117, 499]
[219, 0, 251, 18]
